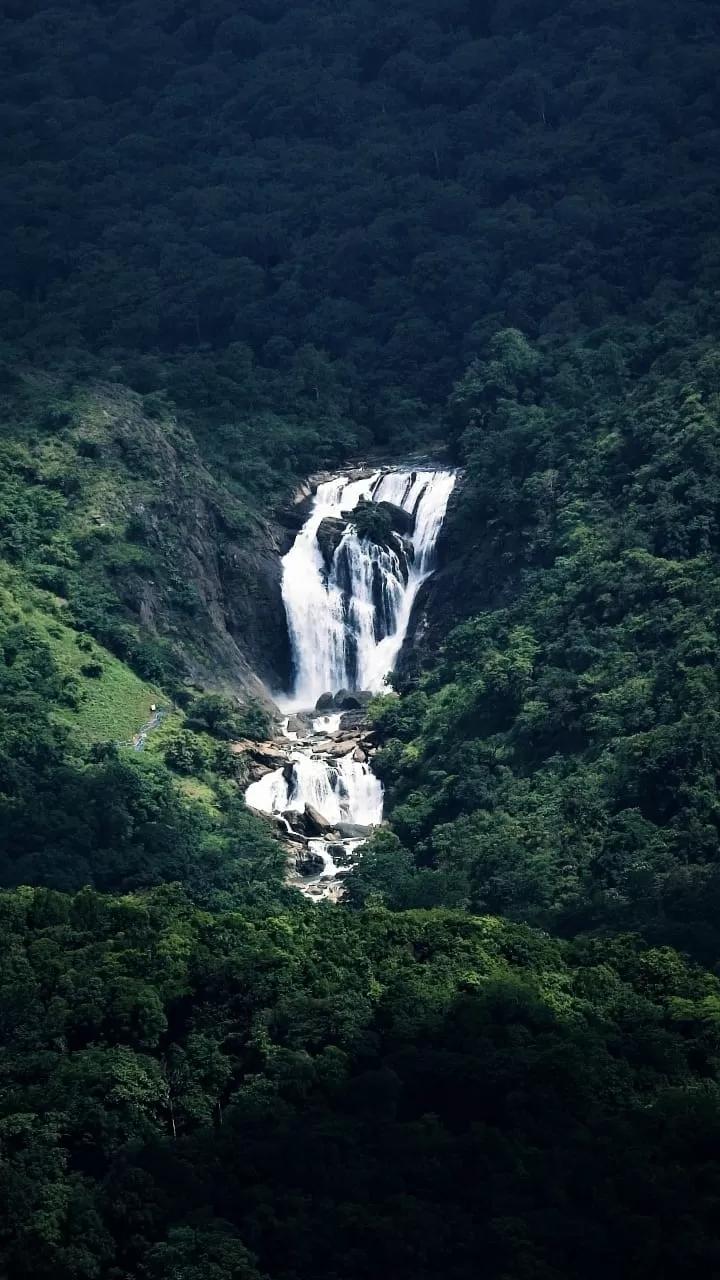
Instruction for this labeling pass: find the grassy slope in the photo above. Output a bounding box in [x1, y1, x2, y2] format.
[0, 371, 282, 716]
[0, 578, 164, 743]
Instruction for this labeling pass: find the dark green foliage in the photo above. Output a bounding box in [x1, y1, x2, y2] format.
[353, 501, 394, 547]
[164, 730, 210, 775]
[0, 615, 287, 906]
[185, 694, 241, 739]
[79, 660, 103, 678]
[235, 699, 273, 742]
[3, 0, 720, 1274]
[185, 694, 272, 742]
[367, 324, 720, 963]
[2, 0, 719, 473]
[2, 888, 720, 1279]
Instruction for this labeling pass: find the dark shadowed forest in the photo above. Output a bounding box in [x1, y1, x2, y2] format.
[3, 0, 720, 1276]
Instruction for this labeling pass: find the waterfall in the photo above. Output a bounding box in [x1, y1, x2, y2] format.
[281, 468, 456, 707]
[246, 750, 383, 828]
[245, 464, 455, 901]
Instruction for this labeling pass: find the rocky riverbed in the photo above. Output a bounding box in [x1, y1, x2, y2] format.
[238, 692, 383, 901]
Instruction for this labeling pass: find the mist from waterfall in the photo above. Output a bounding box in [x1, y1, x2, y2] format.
[281, 468, 456, 708]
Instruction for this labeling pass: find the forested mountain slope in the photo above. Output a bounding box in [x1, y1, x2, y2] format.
[4, 887, 720, 1280]
[361, 323, 720, 964]
[3, 0, 720, 1277]
[2, 0, 719, 469]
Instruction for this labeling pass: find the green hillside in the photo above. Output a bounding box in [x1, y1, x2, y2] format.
[2, 0, 720, 1277]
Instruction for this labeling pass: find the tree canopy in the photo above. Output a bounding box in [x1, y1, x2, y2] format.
[3, 0, 720, 1275]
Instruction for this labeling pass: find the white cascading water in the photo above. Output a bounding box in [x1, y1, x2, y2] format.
[281, 469, 456, 708]
[246, 751, 383, 829]
[245, 466, 455, 897]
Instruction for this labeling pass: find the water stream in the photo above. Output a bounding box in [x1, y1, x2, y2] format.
[245, 466, 455, 898]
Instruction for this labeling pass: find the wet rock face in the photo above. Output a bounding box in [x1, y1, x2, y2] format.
[334, 688, 373, 709]
[333, 688, 363, 710]
[340, 709, 370, 730]
[304, 803, 335, 835]
[316, 517, 347, 571]
[216, 527, 294, 692]
[286, 714, 308, 735]
[277, 493, 314, 533]
[295, 849, 325, 877]
[326, 842, 348, 862]
[376, 500, 415, 536]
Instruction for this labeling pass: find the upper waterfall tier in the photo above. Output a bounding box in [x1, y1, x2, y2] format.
[281, 468, 456, 708]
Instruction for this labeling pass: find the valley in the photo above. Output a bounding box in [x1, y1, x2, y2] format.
[3, 1, 720, 1276]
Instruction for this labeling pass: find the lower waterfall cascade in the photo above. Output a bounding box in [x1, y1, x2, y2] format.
[245, 465, 456, 899]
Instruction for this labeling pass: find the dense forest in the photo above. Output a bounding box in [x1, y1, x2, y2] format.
[3, 0, 720, 1276]
[3, 0, 719, 479]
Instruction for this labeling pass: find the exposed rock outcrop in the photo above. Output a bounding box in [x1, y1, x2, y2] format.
[316, 517, 347, 570]
[376, 500, 415, 536]
[304, 803, 335, 835]
[295, 849, 325, 877]
[333, 688, 363, 710]
[334, 688, 374, 709]
[88, 384, 292, 705]
[230, 740, 287, 769]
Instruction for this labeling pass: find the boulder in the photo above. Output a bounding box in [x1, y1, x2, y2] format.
[336, 822, 372, 839]
[277, 491, 314, 532]
[280, 828, 307, 846]
[316, 517, 347, 570]
[315, 692, 335, 712]
[246, 803, 273, 824]
[327, 843, 359, 868]
[231, 740, 287, 769]
[333, 689, 363, 710]
[304, 803, 334, 836]
[281, 807, 330, 839]
[285, 714, 306, 735]
[247, 808, 306, 846]
[329, 739, 356, 757]
[346, 690, 375, 709]
[353, 746, 367, 763]
[339, 709, 369, 731]
[248, 762, 274, 782]
[376, 500, 415, 536]
[326, 842, 348, 861]
[295, 850, 326, 877]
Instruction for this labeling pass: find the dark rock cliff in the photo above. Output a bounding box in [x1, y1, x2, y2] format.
[80, 386, 293, 705]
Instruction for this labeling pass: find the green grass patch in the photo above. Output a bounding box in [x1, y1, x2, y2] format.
[14, 593, 165, 744]
[177, 776, 221, 814]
